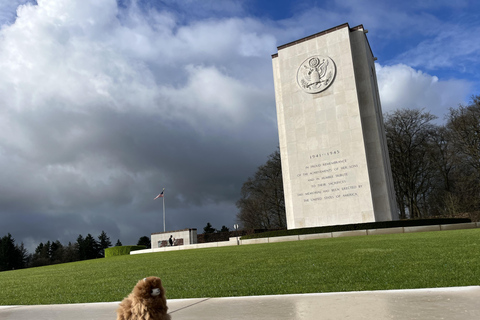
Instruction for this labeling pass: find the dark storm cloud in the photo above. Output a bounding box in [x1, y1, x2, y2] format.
[0, 0, 279, 250]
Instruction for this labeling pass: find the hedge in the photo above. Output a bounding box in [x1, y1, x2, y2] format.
[104, 245, 147, 257]
[240, 218, 472, 240]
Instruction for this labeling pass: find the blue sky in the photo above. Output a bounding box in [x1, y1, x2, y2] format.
[0, 0, 479, 251]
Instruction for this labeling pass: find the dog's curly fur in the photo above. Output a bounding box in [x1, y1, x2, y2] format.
[116, 276, 171, 320]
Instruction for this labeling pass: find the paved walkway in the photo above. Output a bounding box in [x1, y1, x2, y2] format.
[1, 286, 479, 319]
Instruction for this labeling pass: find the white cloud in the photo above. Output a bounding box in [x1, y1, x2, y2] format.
[159, 65, 271, 130]
[394, 24, 480, 72]
[376, 63, 472, 118]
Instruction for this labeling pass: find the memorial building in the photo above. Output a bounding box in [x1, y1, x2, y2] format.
[272, 23, 398, 229]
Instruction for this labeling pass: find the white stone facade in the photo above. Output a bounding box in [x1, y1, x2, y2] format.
[151, 229, 197, 248]
[272, 23, 397, 229]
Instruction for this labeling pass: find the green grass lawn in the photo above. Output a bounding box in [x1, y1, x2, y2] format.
[1, 229, 479, 305]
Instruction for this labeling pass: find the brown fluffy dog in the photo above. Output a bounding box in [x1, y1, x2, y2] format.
[117, 276, 171, 320]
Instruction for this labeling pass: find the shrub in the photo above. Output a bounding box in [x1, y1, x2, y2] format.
[104, 245, 146, 257]
[240, 218, 471, 239]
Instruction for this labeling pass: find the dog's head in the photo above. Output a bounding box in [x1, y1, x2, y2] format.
[132, 276, 168, 309]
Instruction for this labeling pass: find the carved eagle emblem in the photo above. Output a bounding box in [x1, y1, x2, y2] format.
[296, 56, 336, 94]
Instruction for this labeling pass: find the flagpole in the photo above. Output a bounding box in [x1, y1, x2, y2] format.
[154, 188, 166, 233]
[163, 195, 166, 232]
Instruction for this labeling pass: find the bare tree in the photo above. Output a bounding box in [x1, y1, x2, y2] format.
[445, 95, 480, 214]
[236, 150, 286, 229]
[447, 95, 480, 175]
[384, 109, 438, 219]
[427, 126, 458, 216]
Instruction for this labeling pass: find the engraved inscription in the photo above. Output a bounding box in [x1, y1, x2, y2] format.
[294, 152, 364, 202]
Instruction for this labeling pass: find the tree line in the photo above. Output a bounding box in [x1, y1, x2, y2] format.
[1, 223, 234, 271]
[0, 231, 151, 271]
[385, 95, 480, 220]
[237, 94, 480, 227]
[3, 95, 479, 269]
[198, 222, 232, 243]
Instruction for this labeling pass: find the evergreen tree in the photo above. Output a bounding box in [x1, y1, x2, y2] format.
[137, 236, 151, 249]
[115, 239, 123, 246]
[31, 241, 51, 267]
[219, 226, 230, 233]
[76, 235, 86, 261]
[97, 231, 112, 257]
[203, 222, 216, 233]
[0, 233, 26, 271]
[17, 242, 30, 268]
[83, 234, 100, 259]
[45, 241, 52, 261]
[63, 242, 79, 263]
[50, 240, 64, 264]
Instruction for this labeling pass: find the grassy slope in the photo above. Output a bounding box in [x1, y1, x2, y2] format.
[1, 229, 479, 305]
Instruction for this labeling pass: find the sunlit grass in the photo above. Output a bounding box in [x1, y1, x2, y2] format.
[1, 229, 479, 305]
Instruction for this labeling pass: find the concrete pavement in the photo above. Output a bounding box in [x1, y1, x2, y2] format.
[1, 286, 479, 319]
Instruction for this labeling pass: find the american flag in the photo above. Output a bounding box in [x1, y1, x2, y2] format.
[154, 189, 165, 200]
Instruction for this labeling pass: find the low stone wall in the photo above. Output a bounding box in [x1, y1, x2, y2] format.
[131, 237, 238, 254]
[130, 222, 480, 255]
[151, 229, 197, 249]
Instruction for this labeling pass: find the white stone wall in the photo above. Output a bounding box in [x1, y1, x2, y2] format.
[349, 28, 398, 221]
[272, 23, 397, 229]
[131, 223, 480, 255]
[151, 229, 197, 248]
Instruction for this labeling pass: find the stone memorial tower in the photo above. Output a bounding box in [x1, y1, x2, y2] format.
[272, 23, 398, 229]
